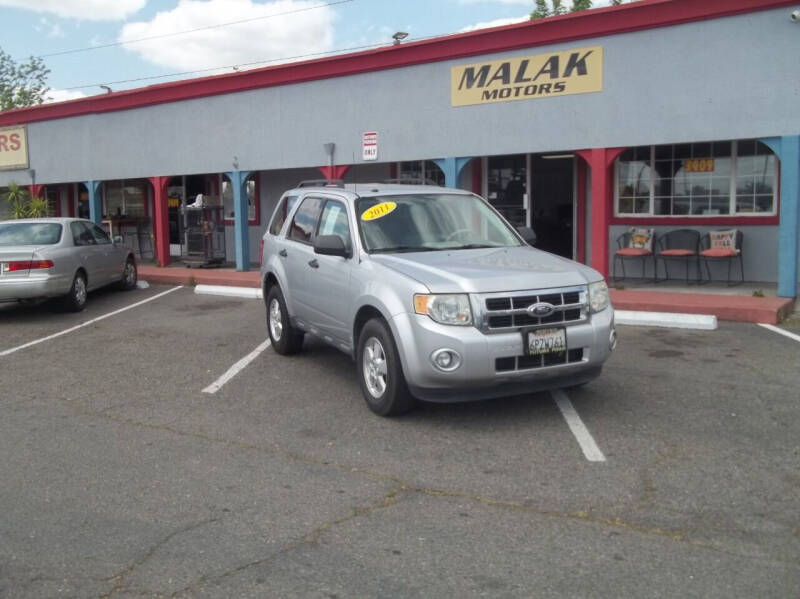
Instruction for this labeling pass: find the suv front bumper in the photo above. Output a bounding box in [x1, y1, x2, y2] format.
[390, 307, 615, 403]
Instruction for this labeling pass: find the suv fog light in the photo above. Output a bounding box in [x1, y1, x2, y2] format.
[609, 328, 617, 351]
[431, 348, 462, 372]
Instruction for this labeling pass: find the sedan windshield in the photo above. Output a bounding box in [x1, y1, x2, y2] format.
[0, 223, 62, 246]
[357, 194, 522, 253]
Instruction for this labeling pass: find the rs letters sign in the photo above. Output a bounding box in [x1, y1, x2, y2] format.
[0, 125, 29, 171]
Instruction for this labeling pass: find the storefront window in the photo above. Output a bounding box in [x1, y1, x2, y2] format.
[221, 174, 257, 222]
[397, 161, 445, 186]
[487, 155, 527, 227]
[103, 180, 147, 218]
[615, 140, 776, 217]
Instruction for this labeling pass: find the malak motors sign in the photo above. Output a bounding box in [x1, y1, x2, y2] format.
[451, 46, 603, 107]
[0, 125, 29, 171]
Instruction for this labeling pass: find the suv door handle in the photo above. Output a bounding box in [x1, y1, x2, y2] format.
[278, 249, 287, 257]
[308, 259, 319, 269]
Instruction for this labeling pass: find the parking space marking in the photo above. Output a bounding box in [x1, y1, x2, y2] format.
[551, 390, 606, 462]
[758, 323, 800, 344]
[202, 339, 271, 394]
[0, 286, 183, 357]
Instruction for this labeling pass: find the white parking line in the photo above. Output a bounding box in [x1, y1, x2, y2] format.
[758, 323, 800, 344]
[551, 389, 606, 462]
[0, 286, 183, 357]
[202, 339, 271, 394]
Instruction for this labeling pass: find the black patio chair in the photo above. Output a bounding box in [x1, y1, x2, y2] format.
[698, 229, 744, 286]
[655, 229, 700, 284]
[613, 229, 656, 282]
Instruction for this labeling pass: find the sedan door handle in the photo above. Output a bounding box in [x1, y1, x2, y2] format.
[308, 259, 319, 269]
[278, 249, 287, 257]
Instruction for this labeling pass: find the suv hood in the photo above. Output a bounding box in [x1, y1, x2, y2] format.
[370, 246, 599, 293]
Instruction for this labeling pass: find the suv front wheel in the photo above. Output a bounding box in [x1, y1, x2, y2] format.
[266, 286, 304, 354]
[356, 318, 415, 416]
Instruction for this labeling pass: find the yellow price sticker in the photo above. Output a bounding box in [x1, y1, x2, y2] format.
[361, 201, 397, 221]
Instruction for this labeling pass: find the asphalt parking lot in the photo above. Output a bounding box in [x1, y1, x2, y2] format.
[1, 284, 798, 598]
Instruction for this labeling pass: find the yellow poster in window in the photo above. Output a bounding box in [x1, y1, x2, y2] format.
[451, 46, 603, 107]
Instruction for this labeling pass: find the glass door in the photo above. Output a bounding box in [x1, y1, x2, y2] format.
[484, 155, 528, 228]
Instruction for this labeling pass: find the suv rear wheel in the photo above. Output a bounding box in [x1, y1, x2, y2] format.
[356, 318, 415, 416]
[266, 286, 304, 354]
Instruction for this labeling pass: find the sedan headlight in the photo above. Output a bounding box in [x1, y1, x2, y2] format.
[588, 280, 610, 313]
[414, 294, 473, 326]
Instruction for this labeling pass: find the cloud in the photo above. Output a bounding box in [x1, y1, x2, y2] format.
[119, 0, 337, 72]
[459, 15, 530, 33]
[34, 17, 65, 38]
[44, 89, 88, 103]
[459, 0, 530, 4]
[0, 0, 146, 21]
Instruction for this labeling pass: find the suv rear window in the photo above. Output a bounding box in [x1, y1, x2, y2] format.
[0, 223, 62, 246]
[269, 194, 299, 236]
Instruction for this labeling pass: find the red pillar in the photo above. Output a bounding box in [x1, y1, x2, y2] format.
[148, 176, 171, 267]
[317, 165, 350, 180]
[575, 148, 626, 279]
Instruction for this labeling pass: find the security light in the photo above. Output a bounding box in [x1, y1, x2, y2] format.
[392, 31, 409, 45]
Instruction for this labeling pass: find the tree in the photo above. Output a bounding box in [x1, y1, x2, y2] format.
[0, 47, 50, 112]
[531, 0, 592, 20]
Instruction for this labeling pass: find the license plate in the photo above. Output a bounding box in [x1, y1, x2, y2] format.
[527, 328, 566, 356]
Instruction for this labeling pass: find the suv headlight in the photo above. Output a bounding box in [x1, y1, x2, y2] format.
[588, 280, 610, 313]
[414, 294, 473, 326]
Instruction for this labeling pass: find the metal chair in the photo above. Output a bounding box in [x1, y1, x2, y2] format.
[613, 229, 656, 282]
[655, 229, 700, 284]
[698, 229, 744, 286]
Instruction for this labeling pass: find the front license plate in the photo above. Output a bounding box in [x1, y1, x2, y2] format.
[527, 328, 566, 356]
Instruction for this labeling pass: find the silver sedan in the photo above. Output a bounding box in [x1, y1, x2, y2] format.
[0, 218, 138, 311]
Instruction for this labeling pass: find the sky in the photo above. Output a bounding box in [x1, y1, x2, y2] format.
[0, 0, 614, 103]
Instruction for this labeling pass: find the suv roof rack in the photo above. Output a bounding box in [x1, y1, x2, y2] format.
[383, 177, 442, 186]
[297, 179, 345, 188]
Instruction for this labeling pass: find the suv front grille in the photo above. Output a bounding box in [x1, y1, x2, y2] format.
[482, 287, 586, 331]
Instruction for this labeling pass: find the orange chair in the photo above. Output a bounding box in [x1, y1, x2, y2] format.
[699, 229, 743, 285]
[613, 228, 656, 282]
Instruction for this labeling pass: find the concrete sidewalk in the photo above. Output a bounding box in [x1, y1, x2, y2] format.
[138, 264, 796, 325]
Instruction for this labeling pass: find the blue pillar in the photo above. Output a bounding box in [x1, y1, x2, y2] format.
[761, 136, 799, 298]
[225, 170, 251, 271]
[85, 180, 102, 226]
[432, 157, 474, 189]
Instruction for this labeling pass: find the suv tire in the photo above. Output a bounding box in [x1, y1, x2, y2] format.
[266, 286, 304, 354]
[356, 318, 415, 416]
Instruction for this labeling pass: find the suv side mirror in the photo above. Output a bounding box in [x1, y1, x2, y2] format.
[314, 235, 350, 258]
[517, 226, 537, 246]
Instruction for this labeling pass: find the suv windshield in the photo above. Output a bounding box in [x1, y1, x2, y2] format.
[0, 222, 62, 246]
[357, 194, 522, 253]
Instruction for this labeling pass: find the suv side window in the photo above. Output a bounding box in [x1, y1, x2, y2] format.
[71, 222, 95, 247]
[288, 196, 324, 244]
[269, 194, 299, 236]
[317, 200, 352, 250]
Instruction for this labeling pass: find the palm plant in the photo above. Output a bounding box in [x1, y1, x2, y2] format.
[27, 195, 50, 217]
[3, 182, 31, 219]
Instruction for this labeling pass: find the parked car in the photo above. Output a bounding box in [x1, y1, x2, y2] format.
[260, 183, 616, 416]
[0, 218, 138, 311]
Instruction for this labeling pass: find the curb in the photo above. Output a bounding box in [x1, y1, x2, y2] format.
[615, 310, 717, 330]
[194, 284, 263, 300]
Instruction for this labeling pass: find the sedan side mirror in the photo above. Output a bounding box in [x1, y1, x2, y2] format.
[113, 235, 124, 245]
[516, 226, 537, 246]
[314, 234, 351, 258]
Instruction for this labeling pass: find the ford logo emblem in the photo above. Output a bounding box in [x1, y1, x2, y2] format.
[527, 302, 554, 317]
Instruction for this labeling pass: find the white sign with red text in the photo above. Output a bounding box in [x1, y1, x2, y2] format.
[362, 131, 378, 161]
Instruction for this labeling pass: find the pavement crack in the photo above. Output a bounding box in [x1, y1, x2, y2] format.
[170, 486, 404, 597]
[76, 408, 798, 571]
[99, 517, 219, 599]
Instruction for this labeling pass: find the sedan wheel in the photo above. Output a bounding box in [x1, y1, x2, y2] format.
[61, 272, 87, 312]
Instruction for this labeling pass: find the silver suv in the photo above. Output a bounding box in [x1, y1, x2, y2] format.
[261, 182, 616, 416]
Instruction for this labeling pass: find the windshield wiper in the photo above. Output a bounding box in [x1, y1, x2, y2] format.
[371, 245, 440, 253]
[448, 243, 500, 250]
